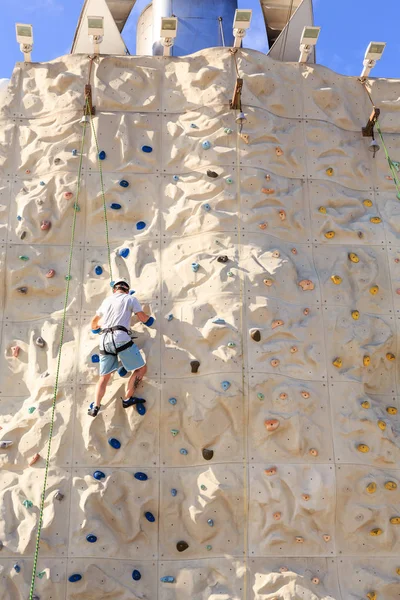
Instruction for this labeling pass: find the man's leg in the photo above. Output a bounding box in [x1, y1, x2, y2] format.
[95, 373, 112, 407]
[125, 364, 147, 400]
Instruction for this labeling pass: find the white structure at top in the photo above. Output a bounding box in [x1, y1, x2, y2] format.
[71, 0, 128, 55]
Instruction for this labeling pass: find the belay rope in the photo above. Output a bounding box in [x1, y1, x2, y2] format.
[29, 81, 114, 597]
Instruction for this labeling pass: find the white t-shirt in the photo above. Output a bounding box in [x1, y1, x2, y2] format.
[96, 293, 142, 344]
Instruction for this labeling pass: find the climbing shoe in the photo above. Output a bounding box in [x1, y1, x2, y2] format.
[88, 404, 100, 418]
[122, 397, 146, 409]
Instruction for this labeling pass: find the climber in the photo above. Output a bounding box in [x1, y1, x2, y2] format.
[88, 279, 155, 418]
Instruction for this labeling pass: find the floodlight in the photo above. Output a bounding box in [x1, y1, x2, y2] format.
[88, 16, 104, 54]
[360, 42, 386, 78]
[233, 9, 252, 48]
[160, 17, 178, 56]
[16, 23, 33, 62]
[299, 26, 320, 63]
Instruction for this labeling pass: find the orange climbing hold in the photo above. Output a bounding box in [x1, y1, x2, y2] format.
[261, 188, 274, 195]
[386, 352, 396, 361]
[275, 147, 283, 156]
[265, 467, 277, 476]
[29, 453, 40, 466]
[271, 320, 284, 329]
[264, 419, 280, 432]
[298, 279, 315, 291]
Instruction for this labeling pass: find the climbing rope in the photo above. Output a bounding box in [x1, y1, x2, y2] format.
[28, 102, 90, 600]
[88, 108, 114, 284]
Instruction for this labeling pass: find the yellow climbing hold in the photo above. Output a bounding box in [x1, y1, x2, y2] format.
[396, 567, 400, 575]
[351, 310, 360, 320]
[369, 285, 379, 295]
[390, 517, 400, 525]
[377, 420, 386, 431]
[331, 275, 342, 285]
[385, 481, 397, 491]
[366, 482, 377, 494]
[363, 199, 373, 207]
[367, 593, 377, 600]
[326, 167, 334, 176]
[386, 406, 398, 415]
[361, 400, 370, 409]
[348, 252, 359, 263]
[324, 231, 335, 239]
[363, 355, 371, 367]
[386, 352, 396, 361]
[318, 206, 327, 214]
[358, 444, 370, 453]
[332, 357, 342, 368]
[369, 528, 382, 536]
[370, 216, 382, 224]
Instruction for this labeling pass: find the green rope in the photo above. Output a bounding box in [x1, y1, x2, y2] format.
[88, 109, 113, 284]
[376, 121, 400, 199]
[28, 110, 89, 600]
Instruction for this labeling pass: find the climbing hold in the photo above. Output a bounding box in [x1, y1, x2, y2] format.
[136, 221, 146, 230]
[301, 391, 310, 399]
[217, 255, 229, 263]
[263, 279, 273, 288]
[37, 571, 46, 579]
[206, 544, 212, 550]
[0, 441, 13, 449]
[64, 192, 73, 200]
[22, 499, 33, 508]
[202, 141, 211, 150]
[160, 576, 175, 583]
[40, 220, 51, 231]
[261, 188, 274, 195]
[370, 216, 382, 224]
[221, 381, 231, 391]
[202, 448, 213, 461]
[132, 570, 141, 581]
[302, 494, 310, 501]
[370, 528, 382, 536]
[20, 231, 26, 240]
[11, 346, 20, 358]
[295, 536, 304, 543]
[378, 420, 387, 431]
[227, 342, 236, 348]
[91, 352, 100, 364]
[348, 252, 359, 263]
[68, 574, 82, 583]
[191, 262, 200, 272]
[29, 453, 40, 466]
[279, 393, 288, 400]
[363, 355, 371, 367]
[363, 199, 373, 207]
[190, 360, 200, 374]
[145, 511, 155, 522]
[28, 407, 36, 414]
[171, 429, 179, 437]
[118, 248, 130, 259]
[73, 203, 80, 212]
[54, 491, 64, 501]
[291, 248, 297, 255]
[298, 280, 315, 291]
[46, 269, 55, 278]
[351, 310, 360, 320]
[304, 308, 310, 316]
[278, 209, 286, 221]
[270, 359, 280, 367]
[226, 177, 233, 184]
[387, 406, 398, 415]
[366, 594, 377, 600]
[259, 222, 268, 230]
[207, 170, 218, 178]
[224, 127, 233, 134]
[265, 467, 277, 476]
[227, 271, 234, 277]
[309, 448, 318, 457]
[108, 438, 121, 449]
[17, 215, 22, 221]
[264, 419, 280, 432]
[180, 448, 188, 455]
[110, 203, 122, 210]
[279, 567, 289, 573]
[290, 346, 298, 353]
[273, 512, 281, 521]
[171, 488, 177, 496]
[323, 534, 331, 542]
[257, 393, 265, 400]
[318, 206, 327, 214]
[386, 352, 396, 361]
[98, 150, 106, 160]
[385, 481, 397, 490]
[169, 397, 177, 405]
[119, 180, 129, 188]
[72, 149, 78, 156]
[19, 255, 29, 261]
[95, 266, 103, 275]
[369, 285, 379, 295]
[86, 534, 97, 543]
[331, 275, 342, 285]
[357, 444, 370, 453]
[207, 519, 214, 527]
[134, 472, 148, 481]
[251, 330, 261, 342]
[275, 147, 283, 156]
[390, 517, 400, 524]
[326, 167, 334, 176]
[271, 320, 284, 329]
[167, 314, 174, 321]
[203, 203, 211, 211]
[324, 231, 335, 239]
[272, 250, 280, 258]
[212, 318, 226, 326]
[361, 400, 370, 409]
[35, 337, 46, 348]
[176, 541, 189, 552]
[14, 564, 21, 573]
[172, 175, 179, 182]
[200, 484, 207, 491]
[312, 577, 320, 585]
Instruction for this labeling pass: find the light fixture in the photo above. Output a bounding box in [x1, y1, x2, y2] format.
[87, 16, 104, 54]
[236, 112, 246, 124]
[368, 138, 380, 157]
[299, 26, 320, 63]
[360, 42, 386, 78]
[15, 23, 33, 62]
[160, 17, 178, 57]
[233, 9, 252, 48]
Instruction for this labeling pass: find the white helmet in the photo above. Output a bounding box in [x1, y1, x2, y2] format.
[113, 279, 130, 291]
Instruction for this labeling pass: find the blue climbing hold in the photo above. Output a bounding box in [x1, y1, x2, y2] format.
[118, 366, 128, 377]
[93, 471, 105, 481]
[132, 570, 141, 581]
[167, 314, 174, 321]
[40, 181, 45, 186]
[108, 438, 121, 449]
[119, 180, 129, 188]
[180, 448, 188, 455]
[207, 519, 214, 527]
[17, 215, 22, 221]
[86, 534, 97, 543]
[169, 397, 177, 405]
[95, 266, 103, 275]
[173, 175, 179, 182]
[192, 262, 200, 272]
[171, 488, 177, 496]
[221, 381, 231, 391]
[110, 203, 122, 210]
[212, 318, 225, 325]
[72, 149, 78, 156]
[136, 221, 146, 230]
[136, 402, 146, 416]
[110, 281, 115, 287]
[202, 141, 211, 150]
[161, 576, 175, 583]
[14, 564, 21, 573]
[203, 204, 211, 211]
[134, 472, 148, 481]
[190, 123, 198, 129]
[98, 151, 106, 160]
[118, 248, 130, 258]
[142, 145, 153, 153]
[91, 354, 100, 363]
[129, 290, 135, 295]
[145, 511, 155, 522]
[68, 574, 82, 583]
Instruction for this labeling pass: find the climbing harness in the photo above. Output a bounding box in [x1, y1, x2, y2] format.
[99, 326, 135, 356]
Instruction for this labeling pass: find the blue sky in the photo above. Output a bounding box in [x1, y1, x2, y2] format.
[0, 0, 397, 80]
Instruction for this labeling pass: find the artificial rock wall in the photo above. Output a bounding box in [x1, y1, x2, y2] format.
[0, 49, 399, 599]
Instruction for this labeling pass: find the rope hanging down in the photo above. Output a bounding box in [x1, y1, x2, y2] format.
[28, 102, 89, 600]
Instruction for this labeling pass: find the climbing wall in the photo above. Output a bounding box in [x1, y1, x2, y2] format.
[0, 49, 399, 599]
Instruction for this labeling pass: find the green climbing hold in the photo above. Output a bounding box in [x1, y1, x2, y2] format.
[73, 203, 80, 211]
[206, 544, 212, 551]
[257, 393, 265, 400]
[227, 342, 236, 348]
[37, 571, 46, 579]
[200, 484, 207, 491]
[28, 407, 36, 414]
[19, 255, 29, 261]
[23, 500, 33, 508]
[171, 429, 179, 436]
